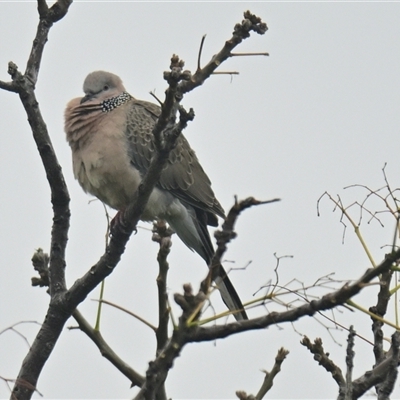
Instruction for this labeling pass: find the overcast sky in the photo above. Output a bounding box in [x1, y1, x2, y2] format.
[1, 1, 400, 399]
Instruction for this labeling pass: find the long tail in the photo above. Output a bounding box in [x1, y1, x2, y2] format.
[168, 205, 248, 321]
[214, 265, 248, 320]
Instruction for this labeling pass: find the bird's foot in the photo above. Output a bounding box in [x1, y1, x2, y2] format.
[110, 210, 137, 237]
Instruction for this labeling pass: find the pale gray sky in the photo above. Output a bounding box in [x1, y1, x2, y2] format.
[1, 1, 400, 399]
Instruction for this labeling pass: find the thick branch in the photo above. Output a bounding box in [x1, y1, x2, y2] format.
[370, 270, 393, 365]
[132, 247, 400, 399]
[0, 80, 17, 92]
[375, 331, 400, 400]
[8, 2, 73, 399]
[29, 250, 146, 390]
[301, 336, 345, 392]
[352, 331, 400, 399]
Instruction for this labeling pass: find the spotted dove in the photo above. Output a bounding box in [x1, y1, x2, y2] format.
[64, 71, 247, 320]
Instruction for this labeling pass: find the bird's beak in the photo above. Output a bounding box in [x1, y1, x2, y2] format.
[80, 94, 93, 104]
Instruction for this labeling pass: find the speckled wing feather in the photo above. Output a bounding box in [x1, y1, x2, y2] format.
[125, 98, 225, 225]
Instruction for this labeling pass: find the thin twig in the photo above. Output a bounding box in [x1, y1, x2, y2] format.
[230, 52, 269, 56]
[197, 34, 206, 71]
[93, 299, 157, 332]
[72, 310, 145, 388]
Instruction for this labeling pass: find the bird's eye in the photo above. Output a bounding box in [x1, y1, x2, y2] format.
[103, 85, 109, 91]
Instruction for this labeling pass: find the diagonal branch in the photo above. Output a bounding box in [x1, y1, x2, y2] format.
[25, 0, 73, 85]
[72, 310, 145, 388]
[235, 347, 289, 400]
[301, 336, 345, 392]
[190, 248, 400, 342]
[179, 11, 268, 94]
[254, 347, 289, 400]
[134, 246, 400, 400]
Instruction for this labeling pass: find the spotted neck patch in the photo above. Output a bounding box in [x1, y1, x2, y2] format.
[101, 92, 132, 112]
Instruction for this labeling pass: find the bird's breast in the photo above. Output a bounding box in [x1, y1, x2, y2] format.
[66, 101, 189, 221]
[67, 106, 142, 210]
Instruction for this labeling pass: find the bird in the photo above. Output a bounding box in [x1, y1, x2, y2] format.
[64, 70, 248, 321]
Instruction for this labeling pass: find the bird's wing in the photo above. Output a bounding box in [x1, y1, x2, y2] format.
[125, 98, 247, 321]
[125, 98, 225, 223]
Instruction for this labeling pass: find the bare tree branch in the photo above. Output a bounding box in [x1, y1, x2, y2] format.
[370, 269, 393, 366]
[301, 336, 345, 392]
[375, 331, 400, 400]
[191, 249, 400, 342]
[0, 321, 42, 350]
[4, 2, 73, 398]
[179, 11, 268, 94]
[344, 326, 356, 400]
[133, 246, 400, 399]
[152, 220, 173, 354]
[4, 3, 400, 399]
[152, 220, 173, 400]
[0, 79, 17, 92]
[72, 310, 145, 388]
[202, 197, 280, 310]
[352, 331, 400, 399]
[301, 326, 400, 399]
[28, 248, 147, 390]
[134, 284, 202, 400]
[4, 8, 271, 399]
[25, 0, 73, 85]
[12, 54, 193, 400]
[254, 347, 289, 400]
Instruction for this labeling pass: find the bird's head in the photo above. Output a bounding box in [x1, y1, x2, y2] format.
[80, 71, 126, 104]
